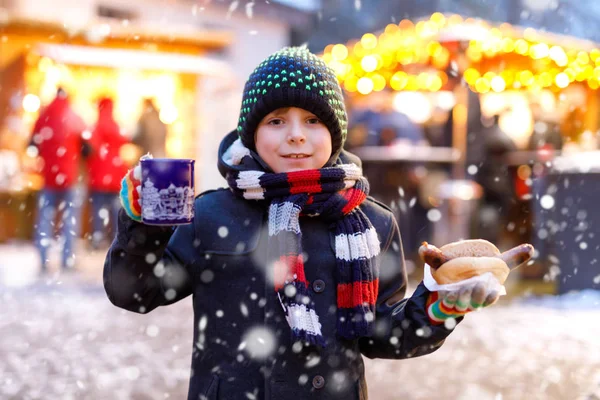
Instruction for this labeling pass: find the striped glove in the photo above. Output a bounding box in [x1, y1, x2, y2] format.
[119, 154, 152, 222]
[426, 282, 500, 325]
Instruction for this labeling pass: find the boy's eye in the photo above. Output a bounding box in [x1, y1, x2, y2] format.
[267, 118, 284, 125]
[307, 117, 321, 124]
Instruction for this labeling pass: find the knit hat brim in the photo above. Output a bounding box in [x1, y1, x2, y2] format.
[239, 90, 344, 166]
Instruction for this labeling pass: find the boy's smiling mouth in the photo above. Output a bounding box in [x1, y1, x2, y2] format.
[282, 153, 310, 159]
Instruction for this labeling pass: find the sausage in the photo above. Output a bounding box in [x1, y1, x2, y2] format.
[418, 242, 450, 270]
[498, 244, 535, 270]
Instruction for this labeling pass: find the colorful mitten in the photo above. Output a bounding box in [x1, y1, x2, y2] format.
[426, 282, 499, 324]
[119, 165, 142, 222]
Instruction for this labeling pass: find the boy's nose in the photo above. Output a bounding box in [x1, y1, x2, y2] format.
[287, 124, 306, 144]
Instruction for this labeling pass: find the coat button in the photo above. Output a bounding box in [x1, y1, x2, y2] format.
[312, 375, 325, 389]
[312, 279, 325, 293]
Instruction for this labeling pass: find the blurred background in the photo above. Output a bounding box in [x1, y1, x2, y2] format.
[0, 1, 599, 399]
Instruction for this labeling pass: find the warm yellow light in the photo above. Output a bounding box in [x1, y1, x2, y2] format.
[519, 70, 534, 86]
[430, 12, 446, 27]
[501, 38, 515, 53]
[549, 46, 568, 66]
[384, 23, 399, 35]
[447, 14, 463, 26]
[427, 42, 443, 57]
[491, 76, 506, 92]
[356, 77, 374, 95]
[432, 47, 450, 69]
[416, 73, 429, 90]
[564, 68, 576, 82]
[390, 71, 408, 91]
[360, 33, 377, 50]
[353, 42, 366, 58]
[360, 55, 378, 72]
[22, 94, 41, 113]
[555, 72, 569, 88]
[466, 46, 482, 62]
[429, 75, 443, 92]
[405, 76, 419, 91]
[463, 68, 481, 85]
[529, 43, 549, 59]
[577, 51, 590, 65]
[514, 39, 529, 55]
[538, 72, 552, 87]
[371, 74, 386, 91]
[500, 70, 515, 86]
[331, 44, 348, 61]
[159, 104, 178, 124]
[475, 78, 491, 93]
[37, 57, 53, 73]
[344, 76, 358, 92]
[329, 60, 348, 78]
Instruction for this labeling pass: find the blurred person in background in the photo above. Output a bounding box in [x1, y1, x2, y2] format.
[349, 98, 430, 264]
[132, 98, 167, 158]
[474, 114, 517, 244]
[86, 97, 130, 250]
[29, 87, 88, 273]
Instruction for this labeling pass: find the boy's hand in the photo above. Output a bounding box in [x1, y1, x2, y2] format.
[426, 282, 500, 324]
[119, 154, 152, 222]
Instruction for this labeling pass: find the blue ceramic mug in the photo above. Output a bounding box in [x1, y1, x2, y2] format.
[140, 158, 195, 225]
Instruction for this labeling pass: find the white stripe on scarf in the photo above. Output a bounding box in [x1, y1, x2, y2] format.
[236, 171, 265, 199]
[335, 228, 381, 261]
[285, 303, 323, 337]
[268, 202, 301, 236]
[340, 163, 362, 189]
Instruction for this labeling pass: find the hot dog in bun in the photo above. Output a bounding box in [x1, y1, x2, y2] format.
[418, 239, 534, 285]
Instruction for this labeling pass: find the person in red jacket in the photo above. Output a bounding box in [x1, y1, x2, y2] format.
[30, 87, 88, 272]
[86, 97, 130, 249]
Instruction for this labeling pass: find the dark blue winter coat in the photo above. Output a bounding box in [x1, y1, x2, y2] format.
[103, 131, 459, 400]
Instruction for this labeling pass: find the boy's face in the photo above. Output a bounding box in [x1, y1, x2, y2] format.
[255, 107, 332, 173]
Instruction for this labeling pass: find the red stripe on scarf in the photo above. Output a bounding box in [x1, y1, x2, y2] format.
[273, 254, 307, 291]
[341, 188, 367, 215]
[336, 280, 379, 308]
[288, 170, 323, 194]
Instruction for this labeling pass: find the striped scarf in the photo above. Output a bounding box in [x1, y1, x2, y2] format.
[227, 163, 380, 346]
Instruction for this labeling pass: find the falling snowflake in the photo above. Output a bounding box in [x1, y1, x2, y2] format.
[226, 1, 239, 19]
[240, 302, 249, 317]
[427, 209, 442, 222]
[146, 325, 160, 337]
[146, 253, 157, 264]
[239, 326, 276, 360]
[467, 165, 478, 175]
[200, 269, 214, 283]
[540, 195, 555, 209]
[217, 226, 229, 238]
[245, 1, 254, 18]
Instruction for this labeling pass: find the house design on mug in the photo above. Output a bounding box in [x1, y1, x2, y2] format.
[142, 178, 194, 220]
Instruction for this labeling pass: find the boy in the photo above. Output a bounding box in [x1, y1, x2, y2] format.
[104, 47, 498, 399]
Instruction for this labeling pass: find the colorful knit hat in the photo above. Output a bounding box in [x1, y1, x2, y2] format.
[236, 46, 348, 163]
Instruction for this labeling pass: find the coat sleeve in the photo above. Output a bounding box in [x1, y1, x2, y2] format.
[103, 209, 195, 314]
[359, 212, 462, 359]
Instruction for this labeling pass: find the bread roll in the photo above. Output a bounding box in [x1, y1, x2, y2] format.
[431, 256, 510, 285]
[439, 239, 500, 258]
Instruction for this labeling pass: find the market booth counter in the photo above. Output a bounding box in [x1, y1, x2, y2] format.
[321, 13, 600, 288]
[528, 152, 600, 293]
[0, 169, 42, 243]
[0, 16, 234, 244]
